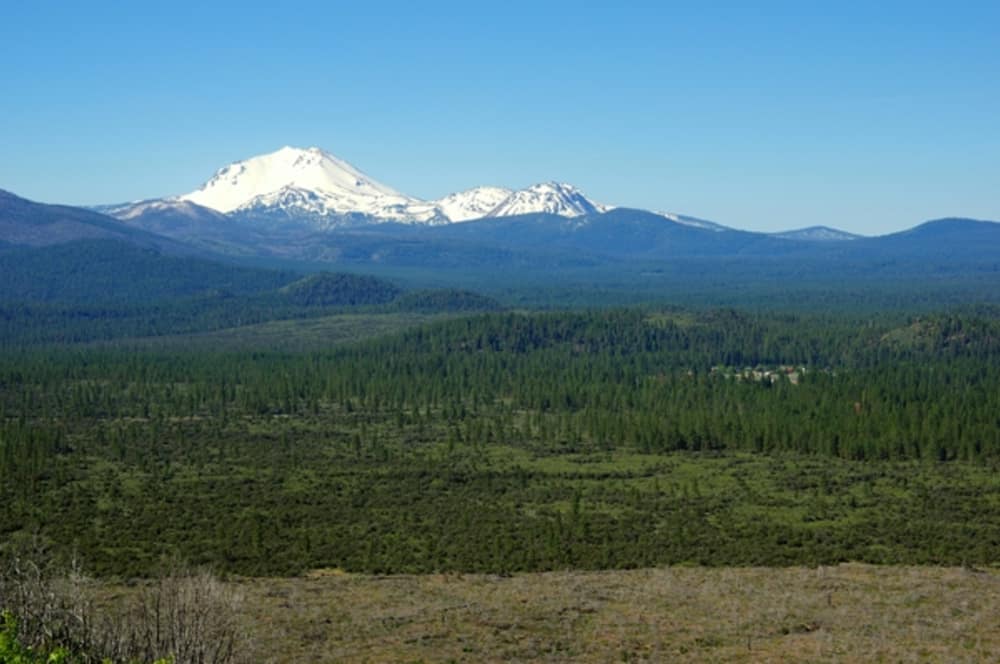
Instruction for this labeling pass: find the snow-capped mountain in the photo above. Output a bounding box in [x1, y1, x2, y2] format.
[434, 186, 512, 222]
[487, 182, 605, 218]
[178, 146, 446, 226]
[84, 146, 878, 247]
[169, 147, 608, 228]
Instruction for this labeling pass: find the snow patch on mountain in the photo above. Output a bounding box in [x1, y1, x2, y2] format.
[434, 186, 512, 222]
[101, 198, 229, 222]
[774, 226, 860, 241]
[487, 182, 603, 218]
[658, 212, 730, 232]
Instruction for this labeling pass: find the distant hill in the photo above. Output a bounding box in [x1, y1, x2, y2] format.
[0, 189, 188, 252]
[343, 208, 837, 262]
[95, 198, 271, 256]
[773, 226, 861, 241]
[278, 272, 402, 307]
[876, 218, 1000, 252]
[0, 239, 297, 304]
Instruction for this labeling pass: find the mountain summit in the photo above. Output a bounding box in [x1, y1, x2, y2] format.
[165, 146, 605, 228]
[487, 182, 607, 218]
[178, 146, 444, 226]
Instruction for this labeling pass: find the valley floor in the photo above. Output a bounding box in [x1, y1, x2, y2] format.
[230, 564, 998, 662]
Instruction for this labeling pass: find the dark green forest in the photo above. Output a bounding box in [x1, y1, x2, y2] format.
[0, 282, 501, 350]
[2, 307, 1000, 576]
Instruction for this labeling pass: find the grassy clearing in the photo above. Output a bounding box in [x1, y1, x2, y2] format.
[232, 565, 1000, 662]
[97, 312, 451, 351]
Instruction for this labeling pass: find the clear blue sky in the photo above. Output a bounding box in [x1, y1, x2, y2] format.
[1, 1, 997, 234]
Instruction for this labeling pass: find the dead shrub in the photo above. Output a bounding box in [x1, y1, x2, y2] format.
[0, 545, 248, 663]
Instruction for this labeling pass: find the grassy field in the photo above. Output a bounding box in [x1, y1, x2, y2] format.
[96, 312, 452, 351]
[230, 565, 1000, 662]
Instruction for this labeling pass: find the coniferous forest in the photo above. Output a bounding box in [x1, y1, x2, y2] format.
[2, 304, 999, 577]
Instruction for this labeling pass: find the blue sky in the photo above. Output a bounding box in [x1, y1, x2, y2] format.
[1, 1, 997, 234]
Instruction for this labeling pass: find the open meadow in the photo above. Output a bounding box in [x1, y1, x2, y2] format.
[234, 565, 1000, 662]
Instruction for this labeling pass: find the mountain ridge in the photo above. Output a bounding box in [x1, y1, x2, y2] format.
[3, 186, 998, 311]
[167, 146, 608, 228]
[0, 189, 195, 253]
[95, 146, 889, 244]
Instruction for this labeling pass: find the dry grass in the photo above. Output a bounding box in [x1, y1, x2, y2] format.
[0, 552, 248, 664]
[232, 565, 1000, 663]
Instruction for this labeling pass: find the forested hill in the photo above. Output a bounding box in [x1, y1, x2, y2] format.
[0, 239, 298, 303]
[279, 272, 402, 306]
[0, 248, 508, 346]
[0, 188, 187, 250]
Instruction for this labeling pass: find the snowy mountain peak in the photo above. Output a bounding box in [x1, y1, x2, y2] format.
[488, 182, 603, 218]
[178, 145, 421, 222]
[434, 186, 512, 222]
[166, 146, 606, 227]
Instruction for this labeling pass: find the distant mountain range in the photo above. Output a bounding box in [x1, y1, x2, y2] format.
[98, 146, 611, 230]
[92, 145, 827, 238]
[1, 146, 999, 293]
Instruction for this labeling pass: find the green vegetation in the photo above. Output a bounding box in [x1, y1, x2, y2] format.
[1, 308, 999, 577]
[0, 240, 296, 305]
[1, 611, 72, 663]
[103, 312, 451, 353]
[0, 265, 504, 349]
[390, 288, 502, 313]
[278, 272, 401, 307]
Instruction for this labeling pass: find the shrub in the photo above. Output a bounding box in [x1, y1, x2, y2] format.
[0, 546, 246, 664]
